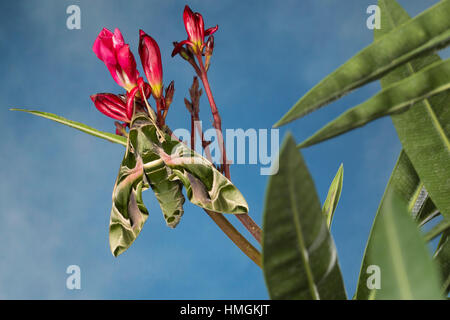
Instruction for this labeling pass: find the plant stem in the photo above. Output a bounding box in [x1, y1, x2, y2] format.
[196, 55, 230, 177]
[196, 55, 262, 244]
[190, 115, 195, 150]
[156, 97, 165, 126]
[204, 209, 262, 267]
[236, 213, 262, 244]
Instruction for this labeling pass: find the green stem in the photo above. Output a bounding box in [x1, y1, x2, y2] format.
[204, 209, 261, 267]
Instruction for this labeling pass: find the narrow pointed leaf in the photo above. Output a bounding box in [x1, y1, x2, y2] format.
[274, 0, 450, 127]
[356, 0, 447, 298]
[301, 0, 450, 219]
[322, 164, 344, 228]
[434, 231, 450, 295]
[361, 190, 442, 299]
[356, 153, 432, 298]
[373, 0, 450, 222]
[424, 218, 450, 242]
[374, 0, 450, 220]
[416, 196, 439, 227]
[10, 108, 127, 146]
[298, 58, 450, 148]
[262, 134, 346, 300]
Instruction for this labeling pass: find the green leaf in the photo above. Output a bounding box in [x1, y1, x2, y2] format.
[355, 152, 430, 298]
[10, 108, 127, 146]
[434, 231, 450, 295]
[322, 163, 344, 228]
[424, 218, 450, 242]
[416, 196, 439, 227]
[274, 0, 450, 127]
[297, 58, 450, 148]
[374, 0, 450, 221]
[359, 190, 442, 300]
[300, 0, 450, 219]
[356, 0, 447, 298]
[262, 134, 346, 300]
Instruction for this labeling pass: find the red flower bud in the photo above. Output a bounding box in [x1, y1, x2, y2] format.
[139, 30, 163, 99]
[90, 93, 130, 122]
[93, 28, 139, 92]
[173, 6, 218, 56]
[205, 35, 214, 55]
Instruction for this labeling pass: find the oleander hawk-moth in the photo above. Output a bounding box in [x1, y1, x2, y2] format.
[110, 112, 249, 256]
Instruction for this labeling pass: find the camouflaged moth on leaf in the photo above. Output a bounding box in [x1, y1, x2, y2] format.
[109, 112, 249, 256]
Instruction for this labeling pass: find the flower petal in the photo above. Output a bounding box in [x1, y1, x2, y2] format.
[117, 44, 139, 85]
[195, 13, 205, 42]
[171, 40, 191, 57]
[126, 86, 140, 120]
[183, 5, 200, 43]
[112, 28, 125, 49]
[205, 25, 218, 36]
[93, 28, 115, 64]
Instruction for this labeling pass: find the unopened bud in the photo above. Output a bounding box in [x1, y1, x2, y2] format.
[204, 36, 214, 71]
[205, 35, 214, 56]
[184, 98, 194, 114]
[165, 81, 175, 108]
[139, 30, 163, 99]
[91, 93, 129, 122]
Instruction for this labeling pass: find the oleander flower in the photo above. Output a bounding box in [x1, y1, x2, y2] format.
[172, 5, 218, 56]
[93, 28, 139, 92]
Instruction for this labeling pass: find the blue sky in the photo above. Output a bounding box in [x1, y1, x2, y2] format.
[0, 0, 446, 299]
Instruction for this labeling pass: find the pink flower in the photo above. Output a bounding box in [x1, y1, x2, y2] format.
[138, 30, 163, 99]
[93, 28, 139, 92]
[172, 5, 218, 56]
[90, 93, 130, 123]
